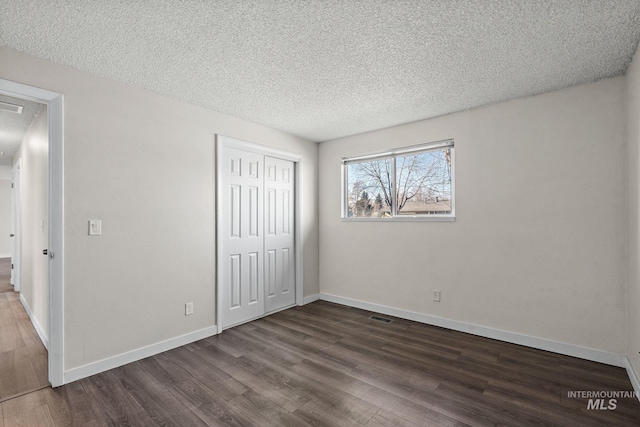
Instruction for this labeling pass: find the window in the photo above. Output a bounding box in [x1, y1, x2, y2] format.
[343, 139, 454, 220]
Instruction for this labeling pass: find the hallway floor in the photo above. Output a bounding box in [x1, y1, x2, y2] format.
[0, 257, 49, 403]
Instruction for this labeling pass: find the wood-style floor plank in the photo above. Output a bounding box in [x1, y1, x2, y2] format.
[293, 399, 365, 427]
[44, 381, 104, 427]
[0, 347, 40, 401]
[82, 371, 147, 426]
[240, 349, 379, 424]
[1, 389, 52, 427]
[366, 408, 420, 427]
[0, 259, 12, 295]
[289, 357, 465, 427]
[227, 389, 314, 427]
[4, 404, 55, 427]
[190, 342, 312, 413]
[2, 300, 640, 426]
[0, 295, 23, 352]
[113, 365, 209, 427]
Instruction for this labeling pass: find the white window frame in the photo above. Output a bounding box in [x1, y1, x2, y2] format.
[342, 139, 455, 222]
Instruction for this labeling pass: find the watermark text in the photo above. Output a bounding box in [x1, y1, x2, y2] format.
[566, 390, 638, 411]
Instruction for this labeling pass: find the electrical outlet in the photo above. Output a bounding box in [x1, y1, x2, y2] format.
[433, 290, 441, 302]
[185, 302, 194, 316]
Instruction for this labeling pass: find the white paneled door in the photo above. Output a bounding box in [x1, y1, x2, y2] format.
[264, 156, 295, 313]
[219, 146, 296, 329]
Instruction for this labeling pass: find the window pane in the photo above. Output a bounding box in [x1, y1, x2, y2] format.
[347, 158, 393, 218]
[395, 148, 452, 215]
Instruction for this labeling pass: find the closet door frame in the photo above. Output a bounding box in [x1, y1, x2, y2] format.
[215, 135, 303, 333]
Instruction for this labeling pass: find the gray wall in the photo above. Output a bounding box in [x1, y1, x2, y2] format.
[0, 46, 320, 372]
[626, 42, 640, 383]
[319, 77, 627, 354]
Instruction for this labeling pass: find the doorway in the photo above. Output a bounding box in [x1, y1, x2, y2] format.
[0, 79, 64, 387]
[216, 135, 303, 331]
[0, 95, 49, 400]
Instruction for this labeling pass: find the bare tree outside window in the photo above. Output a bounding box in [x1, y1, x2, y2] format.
[347, 158, 392, 218]
[345, 145, 453, 218]
[396, 149, 452, 215]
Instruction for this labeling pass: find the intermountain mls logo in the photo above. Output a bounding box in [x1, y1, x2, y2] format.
[566, 390, 639, 410]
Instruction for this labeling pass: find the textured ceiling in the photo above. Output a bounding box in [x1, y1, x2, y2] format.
[1, 1, 640, 142]
[0, 95, 43, 167]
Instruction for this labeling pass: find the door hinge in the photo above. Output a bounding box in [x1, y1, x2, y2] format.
[11, 264, 13, 269]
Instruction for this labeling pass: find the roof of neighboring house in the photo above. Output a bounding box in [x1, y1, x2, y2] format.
[379, 199, 452, 214]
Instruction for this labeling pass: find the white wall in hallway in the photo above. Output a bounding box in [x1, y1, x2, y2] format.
[0, 178, 11, 257]
[12, 106, 49, 343]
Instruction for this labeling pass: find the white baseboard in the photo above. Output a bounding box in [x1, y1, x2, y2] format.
[19, 294, 49, 350]
[624, 356, 640, 403]
[318, 293, 625, 368]
[63, 326, 218, 384]
[0, 254, 11, 258]
[303, 293, 320, 305]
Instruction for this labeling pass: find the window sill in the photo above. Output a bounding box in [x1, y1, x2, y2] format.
[341, 215, 455, 222]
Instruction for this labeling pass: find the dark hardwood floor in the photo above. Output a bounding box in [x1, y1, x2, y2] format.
[1, 300, 639, 426]
[0, 257, 49, 404]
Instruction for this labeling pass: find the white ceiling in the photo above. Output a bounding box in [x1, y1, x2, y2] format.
[1, 0, 640, 142]
[0, 95, 43, 167]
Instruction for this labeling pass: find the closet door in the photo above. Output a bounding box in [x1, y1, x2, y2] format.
[264, 156, 296, 313]
[220, 147, 265, 328]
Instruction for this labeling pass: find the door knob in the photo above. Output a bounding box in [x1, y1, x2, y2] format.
[9, 234, 14, 237]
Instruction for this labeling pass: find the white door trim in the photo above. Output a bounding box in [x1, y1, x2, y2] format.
[0, 79, 64, 387]
[215, 135, 304, 334]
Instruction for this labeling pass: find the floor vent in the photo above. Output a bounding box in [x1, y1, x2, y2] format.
[369, 315, 393, 323]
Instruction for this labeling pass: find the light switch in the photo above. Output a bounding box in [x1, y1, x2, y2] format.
[89, 220, 102, 236]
